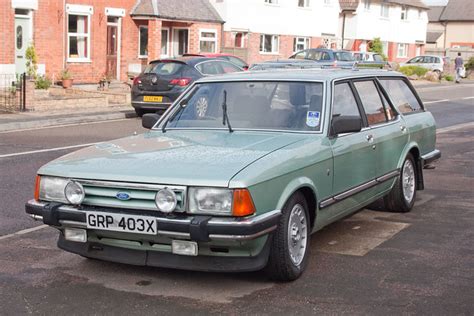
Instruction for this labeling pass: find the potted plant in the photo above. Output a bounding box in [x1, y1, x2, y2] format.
[61, 69, 73, 89]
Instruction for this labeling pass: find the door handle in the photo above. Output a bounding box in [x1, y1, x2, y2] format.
[400, 125, 407, 132]
[366, 134, 374, 143]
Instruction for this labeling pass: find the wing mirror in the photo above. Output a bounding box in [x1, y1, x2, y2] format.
[331, 115, 362, 136]
[142, 113, 162, 129]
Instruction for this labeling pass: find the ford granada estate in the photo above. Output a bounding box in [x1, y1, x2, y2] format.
[26, 69, 440, 281]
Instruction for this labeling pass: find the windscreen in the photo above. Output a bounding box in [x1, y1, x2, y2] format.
[165, 81, 324, 131]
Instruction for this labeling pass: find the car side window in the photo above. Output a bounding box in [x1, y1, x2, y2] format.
[333, 82, 362, 118]
[217, 61, 242, 73]
[321, 52, 331, 61]
[353, 81, 387, 125]
[293, 51, 307, 60]
[379, 79, 423, 113]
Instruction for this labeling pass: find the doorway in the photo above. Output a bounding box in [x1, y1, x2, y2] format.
[14, 10, 32, 75]
[106, 16, 121, 80]
[173, 29, 189, 56]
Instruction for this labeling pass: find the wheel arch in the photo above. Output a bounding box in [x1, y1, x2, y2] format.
[399, 143, 424, 190]
[276, 177, 318, 229]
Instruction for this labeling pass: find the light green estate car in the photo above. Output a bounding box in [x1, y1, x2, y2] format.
[26, 69, 440, 281]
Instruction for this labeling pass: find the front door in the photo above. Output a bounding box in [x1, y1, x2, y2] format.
[106, 17, 119, 79]
[173, 29, 188, 56]
[15, 14, 31, 75]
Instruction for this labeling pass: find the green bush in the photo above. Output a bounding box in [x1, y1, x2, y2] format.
[444, 75, 454, 82]
[25, 44, 38, 78]
[465, 56, 474, 70]
[399, 65, 429, 77]
[35, 75, 52, 89]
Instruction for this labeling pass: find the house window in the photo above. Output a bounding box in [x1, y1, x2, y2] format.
[234, 32, 245, 48]
[364, 0, 371, 10]
[298, 0, 310, 8]
[397, 43, 408, 58]
[380, 3, 389, 18]
[324, 0, 331, 4]
[418, 9, 422, 19]
[138, 26, 148, 57]
[265, 0, 278, 4]
[260, 34, 279, 53]
[401, 6, 408, 20]
[67, 13, 91, 61]
[199, 30, 217, 53]
[294, 37, 310, 52]
[161, 29, 169, 57]
[382, 41, 389, 56]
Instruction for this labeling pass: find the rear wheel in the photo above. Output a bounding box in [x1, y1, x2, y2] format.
[265, 192, 310, 281]
[384, 154, 417, 212]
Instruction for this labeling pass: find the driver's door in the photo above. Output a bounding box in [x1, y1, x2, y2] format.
[322, 81, 377, 221]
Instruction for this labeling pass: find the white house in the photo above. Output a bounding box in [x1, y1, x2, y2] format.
[209, 0, 341, 62]
[339, 0, 429, 62]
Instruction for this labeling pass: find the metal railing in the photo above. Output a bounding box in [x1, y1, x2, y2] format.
[0, 73, 26, 112]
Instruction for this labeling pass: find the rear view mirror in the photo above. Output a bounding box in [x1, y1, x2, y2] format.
[142, 113, 162, 129]
[331, 115, 362, 135]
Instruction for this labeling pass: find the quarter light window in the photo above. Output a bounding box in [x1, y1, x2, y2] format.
[67, 14, 91, 61]
[379, 79, 423, 113]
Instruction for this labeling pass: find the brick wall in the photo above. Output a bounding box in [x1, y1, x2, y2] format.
[0, 3, 14, 65]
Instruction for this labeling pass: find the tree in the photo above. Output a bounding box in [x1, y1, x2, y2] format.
[369, 37, 387, 61]
[25, 43, 38, 78]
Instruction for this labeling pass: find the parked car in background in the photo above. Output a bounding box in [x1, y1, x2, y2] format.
[27, 69, 440, 281]
[351, 51, 388, 69]
[289, 48, 356, 68]
[400, 55, 445, 74]
[183, 53, 249, 70]
[131, 57, 243, 116]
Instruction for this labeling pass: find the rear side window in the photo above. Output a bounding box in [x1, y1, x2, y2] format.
[226, 56, 247, 68]
[144, 62, 183, 75]
[196, 60, 241, 75]
[379, 79, 423, 113]
[333, 83, 361, 117]
[353, 81, 387, 125]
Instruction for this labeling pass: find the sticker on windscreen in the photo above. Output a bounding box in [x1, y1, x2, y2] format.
[306, 111, 320, 127]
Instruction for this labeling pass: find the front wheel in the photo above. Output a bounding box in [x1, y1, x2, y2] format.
[384, 154, 417, 212]
[265, 192, 310, 281]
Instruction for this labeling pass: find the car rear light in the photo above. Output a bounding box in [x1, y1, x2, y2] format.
[170, 78, 191, 87]
[133, 77, 142, 85]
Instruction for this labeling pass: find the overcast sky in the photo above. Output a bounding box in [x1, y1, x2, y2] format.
[422, 0, 449, 5]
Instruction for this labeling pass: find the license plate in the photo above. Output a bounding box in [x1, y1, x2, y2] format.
[86, 211, 157, 235]
[143, 96, 163, 102]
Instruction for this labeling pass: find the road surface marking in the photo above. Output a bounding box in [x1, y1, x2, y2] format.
[424, 99, 450, 104]
[0, 142, 99, 158]
[437, 122, 474, 134]
[0, 225, 47, 241]
[0, 118, 130, 134]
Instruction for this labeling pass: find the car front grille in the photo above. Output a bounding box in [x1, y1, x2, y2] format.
[77, 180, 186, 212]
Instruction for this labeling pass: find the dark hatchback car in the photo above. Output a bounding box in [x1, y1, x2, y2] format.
[131, 57, 243, 116]
[289, 48, 356, 68]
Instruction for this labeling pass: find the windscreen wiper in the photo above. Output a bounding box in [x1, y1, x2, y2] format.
[221, 90, 233, 133]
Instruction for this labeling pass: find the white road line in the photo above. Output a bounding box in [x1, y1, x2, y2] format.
[0, 224, 47, 241]
[424, 99, 450, 104]
[463, 96, 474, 100]
[437, 122, 474, 134]
[0, 142, 99, 158]
[0, 118, 130, 134]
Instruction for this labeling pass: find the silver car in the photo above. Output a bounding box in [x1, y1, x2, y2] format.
[401, 55, 445, 74]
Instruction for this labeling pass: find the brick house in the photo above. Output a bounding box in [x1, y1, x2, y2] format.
[209, 0, 341, 63]
[0, 0, 223, 83]
[339, 0, 429, 62]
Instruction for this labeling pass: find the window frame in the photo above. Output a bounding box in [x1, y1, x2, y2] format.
[264, 0, 278, 5]
[293, 37, 310, 53]
[199, 29, 218, 54]
[400, 6, 408, 21]
[380, 3, 389, 18]
[260, 34, 279, 54]
[364, 0, 371, 10]
[397, 43, 408, 58]
[66, 12, 92, 62]
[298, 0, 310, 8]
[351, 79, 393, 126]
[138, 25, 148, 58]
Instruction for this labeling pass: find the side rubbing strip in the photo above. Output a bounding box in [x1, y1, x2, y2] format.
[319, 169, 400, 209]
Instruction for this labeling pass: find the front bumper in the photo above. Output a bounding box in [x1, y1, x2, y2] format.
[25, 200, 281, 242]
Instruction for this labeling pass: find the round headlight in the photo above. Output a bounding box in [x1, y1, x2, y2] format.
[155, 188, 177, 213]
[64, 181, 85, 205]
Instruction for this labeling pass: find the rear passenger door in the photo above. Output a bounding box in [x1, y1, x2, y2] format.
[352, 79, 409, 193]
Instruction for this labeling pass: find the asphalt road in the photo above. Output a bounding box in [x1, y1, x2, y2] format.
[0, 83, 473, 315]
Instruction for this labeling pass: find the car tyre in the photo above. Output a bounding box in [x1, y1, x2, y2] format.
[384, 153, 417, 212]
[265, 192, 310, 281]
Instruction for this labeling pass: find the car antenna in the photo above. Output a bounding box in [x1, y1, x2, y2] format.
[222, 90, 233, 133]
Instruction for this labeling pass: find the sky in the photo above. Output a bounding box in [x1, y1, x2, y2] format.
[422, 0, 449, 5]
